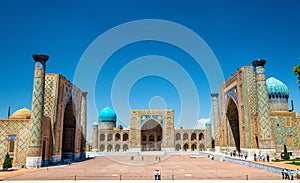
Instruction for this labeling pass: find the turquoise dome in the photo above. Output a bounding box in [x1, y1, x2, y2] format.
[266, 76, 289, 99]
[205, 121, 212, 126]
[98, 107, 117, 122]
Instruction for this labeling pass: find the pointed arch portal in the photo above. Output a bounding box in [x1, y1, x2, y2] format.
[140, 119, 162, 151]
[226, 97, 240, 152]
[62, 98, 76, 160]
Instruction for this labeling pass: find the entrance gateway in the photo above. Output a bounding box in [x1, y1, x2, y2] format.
[129, 109, 175, 152]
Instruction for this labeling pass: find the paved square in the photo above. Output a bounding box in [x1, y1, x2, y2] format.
[1, 154, 282, 180]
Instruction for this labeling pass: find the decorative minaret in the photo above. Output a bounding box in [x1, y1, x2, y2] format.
[92, 122, 98, 152]
[252, 59, 274, 149]
[80, 91, 88, 158]
[211, 93, 221, 152]
[26, 54, 49, 168]
[205, 122, 212, 149]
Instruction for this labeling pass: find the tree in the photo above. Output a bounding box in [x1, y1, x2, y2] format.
[294, 58, 300, 89]
[2, 153, 12, 170]
[211, 138, 215, 149]
[283, 144, 290, 160]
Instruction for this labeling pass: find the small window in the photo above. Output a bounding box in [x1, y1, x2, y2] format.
[285, 118, 292, 127]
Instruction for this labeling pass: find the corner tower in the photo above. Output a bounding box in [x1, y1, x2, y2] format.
[26, 54, 49, 168]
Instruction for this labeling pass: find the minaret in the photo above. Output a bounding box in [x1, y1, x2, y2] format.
[252, 59, 274, 149]
[26, 54, 49, 168]
[211, 93, 221, 151]
[205, 122, 212, 149]
[80, 91, 88, 158]
[92, 122, 98, 152]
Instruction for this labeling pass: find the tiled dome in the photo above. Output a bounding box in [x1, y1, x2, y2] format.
[205, 121, 212, 126]
[98, 107, 116, 122]
[10, 108, 31, 119]
[266, 76, 289, 99]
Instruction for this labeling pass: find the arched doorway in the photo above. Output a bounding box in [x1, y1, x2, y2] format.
[123, 144, 128, 151]
[183, 143, 189, 151]
[191, 144, 197, 151]
[199, 133, 204, 140]
[199, 143, 204, 151]
[175, 144, 181, 151]
[99, 144, 105, 152]
[191, 133, 197, 141]
[226, 98, 240, 152]
[62, 98, 76, 160]
[141, 119, 162, 151]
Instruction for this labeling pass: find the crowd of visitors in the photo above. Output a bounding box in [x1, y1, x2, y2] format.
[281, 168, 299, 180]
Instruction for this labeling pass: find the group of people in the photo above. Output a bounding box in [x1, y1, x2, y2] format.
[230, 150, 248, 160]
[254, 153, 271, 162]
[281, 168, 299, 180]
[154, 169, 161, 180]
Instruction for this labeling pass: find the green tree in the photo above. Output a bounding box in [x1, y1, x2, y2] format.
[2, 153, 12, 170]
[294, 58, 300, 89]
[211, 138, 215, 149]
[283, 144, 290, 160]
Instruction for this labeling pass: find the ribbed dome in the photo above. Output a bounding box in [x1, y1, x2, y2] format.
[98, 107, 116, 122]
[10, 108, 31, 119]
[205, 121, 212, 126]
[266, 76, 289, 99]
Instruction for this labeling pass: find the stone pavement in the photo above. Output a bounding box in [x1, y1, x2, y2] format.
[0, 154, 287, 180]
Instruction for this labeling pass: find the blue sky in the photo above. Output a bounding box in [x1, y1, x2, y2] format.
[0, 0, 299, 141]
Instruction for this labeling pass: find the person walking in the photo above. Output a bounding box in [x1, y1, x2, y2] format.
[157, 170, 161, 180]
[281, 169, 285, 179]
[297, 169, 299, 179]
[154, 170, 158, 180]
[291, 169, 296, 180]
[285, 169, 290, 180]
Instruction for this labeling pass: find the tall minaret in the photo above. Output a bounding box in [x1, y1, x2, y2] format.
[205, 122, 212, 149]
[211, 93, 221, 151]
[26, 54, 49, 168]
[81, 92, 88, 139]
[80, 91, 88, 158]
[92, 122, 99, 152]
[252, 59, 274, 149]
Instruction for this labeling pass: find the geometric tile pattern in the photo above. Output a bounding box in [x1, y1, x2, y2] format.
[211, 93, 220, 146]
[28, 66, 45, 153]
[0, 120, 30, 165]
[217, 61, 300, 156]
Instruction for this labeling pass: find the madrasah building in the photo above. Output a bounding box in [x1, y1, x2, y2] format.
[92, 108, 212, 153]
[212, 59, 300, 158]
[0, 54, 87, 168]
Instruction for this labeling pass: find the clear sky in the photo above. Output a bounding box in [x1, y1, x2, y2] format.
[0, 0, 299, 141]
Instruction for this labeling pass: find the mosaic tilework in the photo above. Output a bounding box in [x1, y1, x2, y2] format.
[29, 67, 45, 149]
[0, 120, 30, 165]
[211, 93, 221, 146]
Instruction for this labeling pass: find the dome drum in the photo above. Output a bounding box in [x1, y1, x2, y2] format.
[98, 121, 115, 130]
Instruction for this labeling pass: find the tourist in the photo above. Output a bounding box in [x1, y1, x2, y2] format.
[296, 169, 299, 179]
[157, 170, 161, 180]
[284, 169, 290, 180]
[281, 169, 285, 179]
[266, 154, 269, 162]
[159, 157, 161, 162]
[154, 170, 158, 180]
[142, 156, 144, 161]
[291, 169, 296, 180]
[254, 153, 257, 161]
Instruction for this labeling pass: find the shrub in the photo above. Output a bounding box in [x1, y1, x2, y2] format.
[2, 153, 12, 170]
[283, 144, 290, 160]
